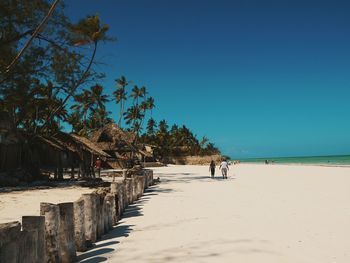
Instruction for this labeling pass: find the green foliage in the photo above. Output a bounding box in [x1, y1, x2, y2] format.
[0, 1, 109, 135]
[139, 120, 221, 157]
[68, 84, 111, 135]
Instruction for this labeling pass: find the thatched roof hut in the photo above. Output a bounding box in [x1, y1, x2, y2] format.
[50, 132, 110, 160]
[0, 129, 111, 185]
[90, 123, 138, 154]
[90, 123, 154, 168]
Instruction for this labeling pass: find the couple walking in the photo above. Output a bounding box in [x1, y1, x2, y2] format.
[209, 160, 229, 179]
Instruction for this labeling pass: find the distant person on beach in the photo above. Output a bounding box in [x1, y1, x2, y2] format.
[209, 160, 216, 178]
[95, 157, 102, 177]
[219, 160, 229, 179]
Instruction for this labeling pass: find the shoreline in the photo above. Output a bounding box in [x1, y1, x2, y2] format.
[238, 163, 350, 168]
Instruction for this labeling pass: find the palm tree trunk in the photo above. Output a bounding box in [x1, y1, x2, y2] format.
[118, 99, 123, 127]
[39, 41, 98, 133]
[3, 0, 61, 77]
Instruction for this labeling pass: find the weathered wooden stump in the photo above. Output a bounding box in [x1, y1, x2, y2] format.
[123, 180, 129, 209]
[22, 216, 46, 263]
[0, 221, 21, 263]
[117, 182, 125, 220]
[132, 177, 138, 202]
[40, 203, 60, 263]
[96, 193, 105, 239]
[110, 182, 118, 194]
[126, 178, 134, 205]
[137, 176, 145, 198]
[82, 193, 97, 247]
[105, 194, 116, 229]
[18, 229, 37, 263]
[111, 182, 122, 221]
[103, 196, 110, 231]
[73, 197, 86, 252]
[58, 202, 76, 263]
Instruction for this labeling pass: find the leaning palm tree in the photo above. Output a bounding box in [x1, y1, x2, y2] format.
[113, 75, 129, 127]
[40, 15, 110, 132]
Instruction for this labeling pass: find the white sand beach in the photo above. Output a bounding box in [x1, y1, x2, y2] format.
[1, 164, 349, 263]
[78, 164, 350, 263]
[0, 186, 94, 224]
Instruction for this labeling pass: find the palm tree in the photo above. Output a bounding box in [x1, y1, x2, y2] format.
[123, 105, 143, 126]
[146, 118, 157, 136]
[130, 85, 140, 105]
[40, 15, 110, 132]
[70, 84, 110, 134]
[158, 119, 169, 134]
[200, 136, 209, 148]
[90, 84, 109, 110]
[113, 75, 129, 127]
[71, 90, 93, 122]
[89, 107, 112, 130]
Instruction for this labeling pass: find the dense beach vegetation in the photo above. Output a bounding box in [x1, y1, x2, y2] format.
[0, 0, 220, 158]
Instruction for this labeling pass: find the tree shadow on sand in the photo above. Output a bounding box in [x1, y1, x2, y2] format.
[155, 172, 230, 184]
[76, 185, 172, 262]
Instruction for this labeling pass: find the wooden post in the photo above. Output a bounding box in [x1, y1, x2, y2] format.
[18, 229, 37, 263]
[58, 202, 76, 263]
[123, 179, 129, 208]
[57, 153, 63, 180]
[73, 197, 86, 252]
[22, 216, 46, 263]
[103, 197, 110, 231]
[125, 179, 132, 205]
[110, 182, 120, 221]
[70, 156, 75, 179]
[110, 182, 118, 194]
[117, 182, 124, 219]
[132, 177, 138, 202]
[82, 193, 97, 247]
[96, 194, 105, 239]
[0, 221, 21, 263]
[104, 194, 115, 230]
[40, 203, 60, 263]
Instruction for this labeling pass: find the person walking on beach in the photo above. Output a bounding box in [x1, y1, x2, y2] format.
[209, 160, 216, 178]
[219, 159, 229, 179]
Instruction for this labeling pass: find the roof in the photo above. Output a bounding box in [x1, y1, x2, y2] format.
[36, 136, 65, 151]
[90, 123, 136, 145]
[70, 134, 110, 158]
[36, 132, 110, 159]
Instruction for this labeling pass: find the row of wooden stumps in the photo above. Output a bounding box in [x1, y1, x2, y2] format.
[0, 169, 154, 263]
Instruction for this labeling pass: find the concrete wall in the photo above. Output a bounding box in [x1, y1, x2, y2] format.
[0, 169, 154, 263]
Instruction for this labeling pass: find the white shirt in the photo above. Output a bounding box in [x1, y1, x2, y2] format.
[220, 161, 229, 169]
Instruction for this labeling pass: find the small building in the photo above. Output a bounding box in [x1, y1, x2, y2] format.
[90, 123, 147, 168]
[0, 115, 110, 186]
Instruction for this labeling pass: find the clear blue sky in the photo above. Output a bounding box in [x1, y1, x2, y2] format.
[65, 0, 350, 158]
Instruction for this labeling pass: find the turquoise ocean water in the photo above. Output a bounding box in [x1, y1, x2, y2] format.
[240, 155, 350, 166]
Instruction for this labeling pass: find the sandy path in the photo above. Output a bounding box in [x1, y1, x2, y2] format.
[77, 164, 350, 263]
[0, 187, 94, 224]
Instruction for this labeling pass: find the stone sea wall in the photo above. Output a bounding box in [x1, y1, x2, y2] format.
[0, 169, 154, 263]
